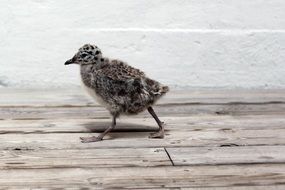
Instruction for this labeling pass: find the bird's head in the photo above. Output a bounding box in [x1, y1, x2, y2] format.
[65, 44, 103, 65]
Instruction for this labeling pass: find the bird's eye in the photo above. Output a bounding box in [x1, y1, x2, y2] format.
[81, 53, 87, 58]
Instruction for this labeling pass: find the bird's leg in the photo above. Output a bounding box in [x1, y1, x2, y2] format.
[80, 115, 116, 143]
[148, 106, 165, 139]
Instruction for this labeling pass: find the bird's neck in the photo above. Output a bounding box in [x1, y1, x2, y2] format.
[80, 64, 92, 87]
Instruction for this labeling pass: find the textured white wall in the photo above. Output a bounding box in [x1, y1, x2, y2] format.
[0, 0, 284, 89]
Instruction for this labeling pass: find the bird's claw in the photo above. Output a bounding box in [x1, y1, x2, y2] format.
[80, 136, 103, 143]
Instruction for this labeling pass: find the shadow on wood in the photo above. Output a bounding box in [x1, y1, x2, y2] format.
[81, 121, 158, 132]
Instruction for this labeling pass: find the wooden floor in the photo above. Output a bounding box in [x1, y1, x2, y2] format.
[0, 88, 285, 189]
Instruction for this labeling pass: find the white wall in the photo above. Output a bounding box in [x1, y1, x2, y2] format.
[0, 0, 284, 89]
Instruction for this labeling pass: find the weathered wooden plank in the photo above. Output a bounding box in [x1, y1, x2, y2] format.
[181, 186, 285, 190]
[1, 185, 284, 190]
[0, 106, 107, 120]
[0, 126, 283, 150]
[166, 146, 285, 166]
[0, 88, 92, 107]
[0, 186, 284, 190]
[1, 103, 285, 120]
[1, 88, 285, 107]
[0, 148, 170, 169]
[4, 144, 284, 169]
[0, 89, 284, 189]
[0, 164, 284, 188]
[0, 115, 284, 134]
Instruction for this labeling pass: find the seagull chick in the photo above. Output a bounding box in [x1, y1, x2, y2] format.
[65, 44, 169, 143]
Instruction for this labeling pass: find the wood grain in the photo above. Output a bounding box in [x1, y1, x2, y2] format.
[1, 103, 285, 120]
[0, 164, 284, 188]
[0, 115, 284, 134]
[0, 89, 284, 189]
[166, 146, 285, 166]
[0, 148, 171, 169]
[1, 88, 285, 106]
[0, 127, 283, 150]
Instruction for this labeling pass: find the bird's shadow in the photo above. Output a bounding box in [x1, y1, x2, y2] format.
[82, 121, 158, 133]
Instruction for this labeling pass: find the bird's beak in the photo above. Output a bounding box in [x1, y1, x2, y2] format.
[64, 59, 74, 65]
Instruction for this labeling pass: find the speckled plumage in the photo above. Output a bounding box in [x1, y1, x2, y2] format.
[65, 44, 169, 142]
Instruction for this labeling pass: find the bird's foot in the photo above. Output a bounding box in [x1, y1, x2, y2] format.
[149, 130, 164, 139]
[80, 136, 103, 143]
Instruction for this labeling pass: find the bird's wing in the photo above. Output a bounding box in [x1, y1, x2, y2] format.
[89, 60, 138, 96]
[91, 59, 168, 111]
[95, 59, 168, 97]
[94, 60, 145, 98]
[98, 59, 145, 81]
[89, 60, 155, 111]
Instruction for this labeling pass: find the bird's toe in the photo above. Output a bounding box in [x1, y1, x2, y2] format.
[80, 136, 103, 143]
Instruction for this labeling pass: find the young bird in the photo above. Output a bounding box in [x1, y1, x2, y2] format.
[65, 44, 169, 143]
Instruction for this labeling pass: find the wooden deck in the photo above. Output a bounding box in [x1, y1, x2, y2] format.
[0, 88, 285, 189]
